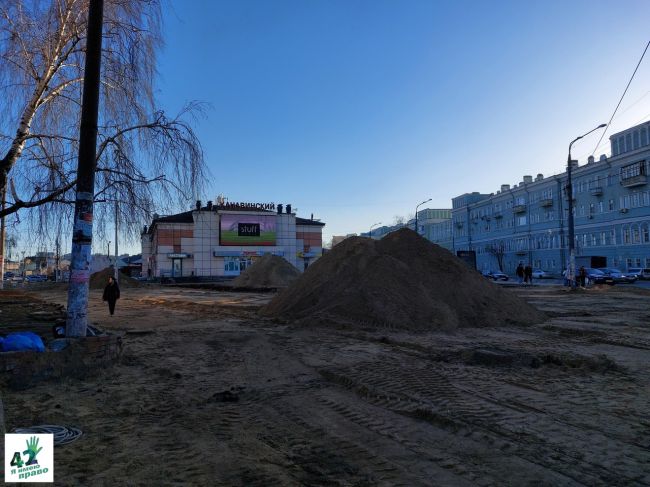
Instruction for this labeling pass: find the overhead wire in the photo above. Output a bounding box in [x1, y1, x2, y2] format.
[591, 40, 650, 156]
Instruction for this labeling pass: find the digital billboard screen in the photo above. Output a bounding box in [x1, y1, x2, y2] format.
[220, 214, 276, 246]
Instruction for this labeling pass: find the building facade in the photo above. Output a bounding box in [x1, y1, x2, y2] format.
[451, 121, 650, 274]
[141, 200, 325, 278]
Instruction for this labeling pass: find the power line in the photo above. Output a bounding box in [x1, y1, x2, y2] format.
[592, 40, 650, 156]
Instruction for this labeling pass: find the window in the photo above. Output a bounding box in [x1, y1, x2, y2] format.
[634, 130, 640, 150]
[642, 127, 648, 146]
[643, 224, 650, 243]
[601, 231, 607, 245]
[609, 199, 615, 211]
[591, 234, 597, 246]
[633, 225, 640, 244]
[623, 226, 631, 244]
[599, 201, 604, 213]
[621, 161, 647, 180]
[626, 133, 633, 151]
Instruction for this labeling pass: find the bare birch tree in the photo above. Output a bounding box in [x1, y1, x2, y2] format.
[0, 0, 206, 236]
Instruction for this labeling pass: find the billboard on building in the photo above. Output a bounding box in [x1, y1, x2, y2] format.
[220, 214, 276, 246]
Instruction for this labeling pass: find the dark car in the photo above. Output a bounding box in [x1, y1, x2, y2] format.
[482, 270, 509, 281]
[597, 268, 637, 283]
[584, 268, 615, 285]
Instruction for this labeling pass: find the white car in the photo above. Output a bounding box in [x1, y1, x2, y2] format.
[531, 269, 548, 279]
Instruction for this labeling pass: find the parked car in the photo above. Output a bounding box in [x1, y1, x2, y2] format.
[26, 274, 47, 282]
[10, 275, 24, 282]
[584, 268, 615, 285]
[531, 269, 548, 279]
[627, 267, 650, 280]
[3, 271, 15, 280]
[482, 270, 509, 281]
[597, 268, 637, 283]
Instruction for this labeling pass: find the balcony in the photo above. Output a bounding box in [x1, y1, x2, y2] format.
[493, 212, 503, 219]
[515, 250, 527, 256]
[620, 174, 647, 188]
[589, 186, 603, 196]
[539, 198, 553, 207]
[513, 204, 527, 213]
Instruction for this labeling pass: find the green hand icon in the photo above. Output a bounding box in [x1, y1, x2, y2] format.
[23, 436, 43, 466]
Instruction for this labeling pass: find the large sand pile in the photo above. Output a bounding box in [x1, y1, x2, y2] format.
[261, 228, 545, 330]
[232, 254, 300, 289]
[89, 268, 140, 289]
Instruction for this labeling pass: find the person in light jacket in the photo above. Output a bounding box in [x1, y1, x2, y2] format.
[102, 276, 120, 316]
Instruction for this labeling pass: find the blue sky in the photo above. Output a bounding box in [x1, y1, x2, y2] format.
[152, 0, 650, 246]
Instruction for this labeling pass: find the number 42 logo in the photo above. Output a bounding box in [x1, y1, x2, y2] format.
[10, 436, 43, 467]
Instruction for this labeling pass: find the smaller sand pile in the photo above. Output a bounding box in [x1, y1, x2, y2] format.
[261, 228, 546, 330]
[90, 268, 140, 289]
[232, 254, 300, 289]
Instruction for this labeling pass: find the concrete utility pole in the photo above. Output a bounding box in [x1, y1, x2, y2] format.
[114, 201, 119, 282]
[66, 0, 104, 337]
[566, 124, 606, 288]
[0, 186, 5, 290]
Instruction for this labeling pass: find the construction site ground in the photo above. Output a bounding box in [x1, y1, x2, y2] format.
[3, 284, 650, 486]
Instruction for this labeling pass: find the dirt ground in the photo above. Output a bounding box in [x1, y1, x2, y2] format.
[3, 284, 650, 486]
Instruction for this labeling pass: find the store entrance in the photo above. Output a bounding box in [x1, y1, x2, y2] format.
[223, 257, 253, 276]
[171, 258, 182, 277]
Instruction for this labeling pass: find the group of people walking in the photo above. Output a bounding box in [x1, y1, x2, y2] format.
[516, 262, 534, 285]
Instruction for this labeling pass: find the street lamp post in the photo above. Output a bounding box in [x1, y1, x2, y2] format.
[369, 222, 382, 238]
[414, 198, 432, 235]
[566, 123, 606, 288]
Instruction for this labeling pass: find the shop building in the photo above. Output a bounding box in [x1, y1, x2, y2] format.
[141, 200, 325, 278]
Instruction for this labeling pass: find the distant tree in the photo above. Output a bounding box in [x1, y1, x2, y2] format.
[0, 0, 207, 232]
[486, 241, 506, 271]
[393, 215, 406, 226]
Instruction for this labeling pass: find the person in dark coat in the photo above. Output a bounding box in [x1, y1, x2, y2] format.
[516, 263, 524, 284]
[102, 276, 120, 316]
[524, 264, 533, 284]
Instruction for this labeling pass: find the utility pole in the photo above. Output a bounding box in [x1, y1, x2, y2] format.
[0, 186, 5, 290]
[55, 237, 61, 282]
[65, 0, 104, 337]
[114, 200, 119, 283]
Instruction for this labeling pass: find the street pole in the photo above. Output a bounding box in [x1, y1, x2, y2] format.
[415, 198, 432, 235]
[566, 123, 606, 288]
[66, 0, 104, 337]
[114, 200, 119, 282]
[0, 186, 5, 289]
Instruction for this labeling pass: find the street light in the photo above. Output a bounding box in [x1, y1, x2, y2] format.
[566, 123, 606, 288]
[414, 198, 432, 235]
[369, 222, 382, 238]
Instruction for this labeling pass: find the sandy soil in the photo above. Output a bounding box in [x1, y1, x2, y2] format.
[3, 284, 650, 486]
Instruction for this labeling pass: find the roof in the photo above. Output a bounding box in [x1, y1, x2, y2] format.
[153, 210, 194, 224]
[296, 217, 325, 227]
[146, 209, 325, 233]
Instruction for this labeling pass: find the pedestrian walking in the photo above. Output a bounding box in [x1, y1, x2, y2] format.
[102, 276, 120, 316]
[524, 264, 533, 285]
[516, 262, 524, 284]
[578, 266, 587, 288]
